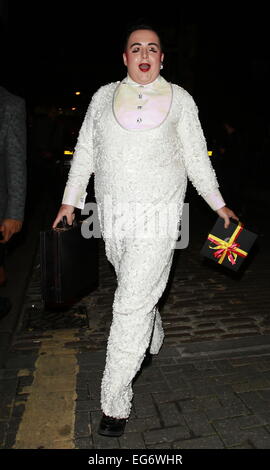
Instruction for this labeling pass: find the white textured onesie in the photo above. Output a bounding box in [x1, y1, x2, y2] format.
[62, 76, 225, 419]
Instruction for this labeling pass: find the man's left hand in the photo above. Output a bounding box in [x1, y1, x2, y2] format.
[216, 206, 239, 229]
[0, 219, 23, 243]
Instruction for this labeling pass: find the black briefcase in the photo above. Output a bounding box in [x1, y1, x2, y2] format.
[40, 216, 99, 307]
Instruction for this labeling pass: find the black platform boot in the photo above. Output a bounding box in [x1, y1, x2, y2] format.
[98, 413, 127, 437]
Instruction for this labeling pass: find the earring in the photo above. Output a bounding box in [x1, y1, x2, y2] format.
[160, 62, 164, 70]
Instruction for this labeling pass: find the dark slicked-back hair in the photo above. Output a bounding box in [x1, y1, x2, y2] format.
[123, 22, 164, 52]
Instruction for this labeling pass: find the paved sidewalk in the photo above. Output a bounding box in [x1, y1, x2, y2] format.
[1, 328, 270, 449]
[0, 192, 269, 449]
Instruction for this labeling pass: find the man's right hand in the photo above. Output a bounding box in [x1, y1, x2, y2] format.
[52, 204, 75, 228]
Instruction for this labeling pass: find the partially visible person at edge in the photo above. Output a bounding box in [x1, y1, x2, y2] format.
[53, 24, 238, 437]
[0, 86, 27, 319]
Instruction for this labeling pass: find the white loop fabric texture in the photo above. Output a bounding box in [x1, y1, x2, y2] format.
[61, 77, 225, 419]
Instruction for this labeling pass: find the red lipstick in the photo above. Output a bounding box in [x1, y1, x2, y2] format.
[139, 63, 151, 72]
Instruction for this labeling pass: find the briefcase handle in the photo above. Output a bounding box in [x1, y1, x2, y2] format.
[54, 215, 78, 231]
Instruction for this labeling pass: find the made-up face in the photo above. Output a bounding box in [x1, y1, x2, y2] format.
[123, 29, 164, 85]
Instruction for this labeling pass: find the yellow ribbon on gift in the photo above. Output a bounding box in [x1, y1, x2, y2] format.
[208, 222, 248, 265]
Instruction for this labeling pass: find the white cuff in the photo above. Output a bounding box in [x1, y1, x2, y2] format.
[62, 185, 88, 209]
[203, 189, 226, 211]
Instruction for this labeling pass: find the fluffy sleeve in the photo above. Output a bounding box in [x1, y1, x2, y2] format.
[177, 92, 225, 211]
[61, 88, 101, 209]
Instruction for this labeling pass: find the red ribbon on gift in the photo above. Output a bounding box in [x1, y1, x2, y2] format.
[208, 222, 248, 265]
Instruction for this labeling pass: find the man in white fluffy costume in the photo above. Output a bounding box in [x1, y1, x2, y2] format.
[53, 24, 238, 437]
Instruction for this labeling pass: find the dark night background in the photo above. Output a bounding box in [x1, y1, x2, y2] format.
[1, 1, 270, 221]
[2, 4, 270, 449]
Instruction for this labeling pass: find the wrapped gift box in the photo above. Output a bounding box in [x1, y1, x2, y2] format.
[200, 217, 258, 271]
